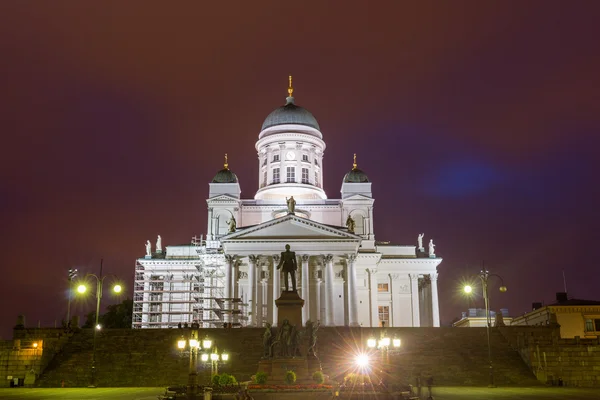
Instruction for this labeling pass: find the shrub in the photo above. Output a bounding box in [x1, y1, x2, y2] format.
[218, 373, 237, 386]
[312, 371, 325, 384]
[255, 371, 268, 385]
[212, 374, 221, 386]
[284, 370, 297, 385]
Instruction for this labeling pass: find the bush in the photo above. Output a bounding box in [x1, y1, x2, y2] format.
[212, 374, 221, 386]
[218, 373, 237, 386]
[312, 371, 325, 384]
[255, 372, 268, 385]
[284, 370, 297, 385]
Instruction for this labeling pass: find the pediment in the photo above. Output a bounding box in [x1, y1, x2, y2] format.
[221, 214, 359, 241]
[341, 194, 373, 201]
[207, 194, 239, 202]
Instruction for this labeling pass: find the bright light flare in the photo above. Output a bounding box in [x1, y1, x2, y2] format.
[381, 337, 390, 347]
[393, 338, 401, 348]
[463, 285, 473, 294]
[355, 353, 370, 368]
[77, 284, 87, 294]
[211, 353, 219, 361]
[201, 353, 209, 362]
[203, 339, 212, 349]
[177, 339, 186, 349]
[113, 284, 122, 293]
[366, 338, 377, 348]
[221, 353, 229, 361]
[95, 324, 102, 330]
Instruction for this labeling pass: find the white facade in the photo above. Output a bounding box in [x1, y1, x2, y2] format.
[132, 83, 442, 329]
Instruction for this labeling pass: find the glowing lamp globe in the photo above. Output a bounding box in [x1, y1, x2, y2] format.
[201, 353, 209, 362]
[77, 284, 87, 294]
[499, 286, 507, 293]
[113, 284, 122, 293]
[464, 285, 473, 294]
[211, 353, 219, 361]
[367, 338, 377, 348]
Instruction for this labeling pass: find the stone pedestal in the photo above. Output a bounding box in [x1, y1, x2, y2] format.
[275, 291, 304, 328]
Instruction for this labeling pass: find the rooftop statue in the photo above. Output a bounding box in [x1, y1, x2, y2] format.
[346, 215, 356, 234]
[429, 239, 436, 255]
[145, 240, 151, 257]
[276, 244, 297, 292]
[227, 215, 237, 233]
[156, 235, 162, 252]
[286, 196, 296, 214]
[418, 233, 424, 249]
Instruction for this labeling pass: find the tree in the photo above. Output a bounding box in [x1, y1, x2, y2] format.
[82, 299, 133, 329]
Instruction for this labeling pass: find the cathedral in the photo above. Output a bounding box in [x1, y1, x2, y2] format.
[132, 78, 442, 329]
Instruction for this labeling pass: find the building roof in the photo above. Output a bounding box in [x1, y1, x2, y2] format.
[343, 168, 370, 183]
[261, 97, 320, 131]
[549, 299, 600, 306]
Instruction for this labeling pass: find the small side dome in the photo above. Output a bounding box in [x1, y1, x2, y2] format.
[212, 153, 238, 183]
[343, 168, 369, 183]
[212, 168, 238, 183]
[343, 153, 369, 183]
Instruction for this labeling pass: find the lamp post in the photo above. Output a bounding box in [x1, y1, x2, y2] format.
[177, 333, 229, 397]
[66, 268, 78, 327]
[464, 269, 507, 388]
[76, 259, 121, 387]
[366, 333, 401, 385]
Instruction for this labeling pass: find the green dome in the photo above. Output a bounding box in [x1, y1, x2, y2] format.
[212, 168, 238, 183]
[343, 168, 370, 183]
[261, 97, 320, 131]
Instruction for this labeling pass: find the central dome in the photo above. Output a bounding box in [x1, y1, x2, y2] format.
[261, 97, 320, 131]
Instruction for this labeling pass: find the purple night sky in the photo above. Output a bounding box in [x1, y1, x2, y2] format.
[1, 2, 599, 337]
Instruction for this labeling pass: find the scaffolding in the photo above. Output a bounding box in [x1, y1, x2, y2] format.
[132, 239, 246, 329]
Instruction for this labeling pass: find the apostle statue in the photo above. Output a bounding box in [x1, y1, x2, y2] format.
[429, 239, 436, 255]
[227, 215, 237, 233]
[145, 240, 151, 256]
[276, 244, 297, 292]
[156, 235, 162, 252]
[306, 320, 320, 357]
[262, 322, 273, 358]
[346, 215, 356, 234]
[286, 196, 296, 214]
[277, 319, 293, 357]
[418, 233, 424, 249]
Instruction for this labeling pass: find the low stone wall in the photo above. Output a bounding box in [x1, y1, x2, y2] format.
[500, 326, 600, 387]
[32, 326, 541, 388]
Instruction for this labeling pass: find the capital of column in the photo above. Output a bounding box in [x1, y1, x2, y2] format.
[272, 254, 280, 263]
[346, 254, 357, 263]
[366, 268, 378, 275]
[248, 255, 259, 264]
[225, 254, 235, 264]
[408, 273, 420, 281]
[430, 272, 438, 281]
[323, 254, 334, 264]
[301, 254, 310, 263]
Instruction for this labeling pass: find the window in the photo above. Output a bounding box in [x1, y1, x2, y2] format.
[377, 283, 389, 292]
[378, 306, 389, 327]
[286, 166, 295, 183]
[585, 318, 600, 332]
[273, 154, 280, 162]
[273, 168, 280, 184]
[314, 158, 319, 166]
[302, 154, 309, 162]
[315, 171, 319, 188]
[262, 158, 267, 166]
[302, 168, 309, 184]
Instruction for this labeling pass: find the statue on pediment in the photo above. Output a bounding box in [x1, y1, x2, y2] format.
[429, 239, 436, 255]
[418, 233, 424, 249]
[145, 240, 151, 256]
[286, 196, 296, 214]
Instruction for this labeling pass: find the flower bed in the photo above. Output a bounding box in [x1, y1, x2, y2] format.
[248, 383, 332, 391]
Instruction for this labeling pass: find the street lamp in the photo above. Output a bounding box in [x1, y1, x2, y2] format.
[76, 259, 121, 387]
[463, 269, 507, 388]
[66, 268, 78, 327]
[176, 332, 229, 397]
[366, 333, 401, 385]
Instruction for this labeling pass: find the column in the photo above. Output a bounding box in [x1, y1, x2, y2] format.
[430, 273, 440, 327]
[248, 255, 258, 327]
[312, 268, 322, 323]
[368, 268, 378, 327]
[224, 255, 234, 324]
[324, 255, 335, 326]
[347, 254, 359, 326]
[260, 267, 269, 327]
[301, 254, 310, 325]
[409, 273, 421, 327]
[272, 255, 280, 326]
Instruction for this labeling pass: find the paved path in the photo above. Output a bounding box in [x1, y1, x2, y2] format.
[1, 387, 600, 399]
